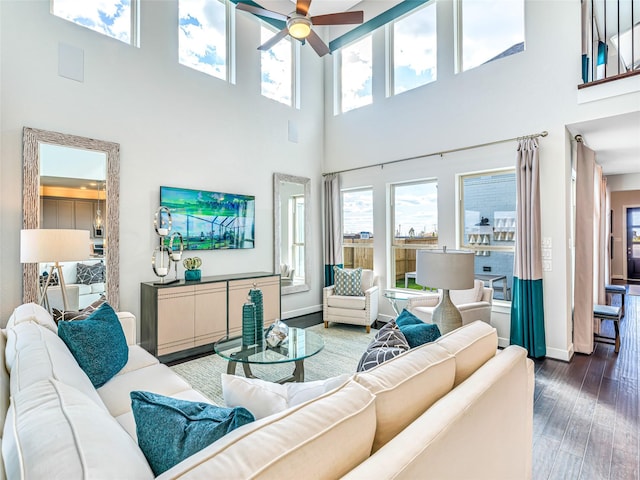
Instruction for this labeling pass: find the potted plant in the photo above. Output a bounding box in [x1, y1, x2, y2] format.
[183, 257, 202, 281]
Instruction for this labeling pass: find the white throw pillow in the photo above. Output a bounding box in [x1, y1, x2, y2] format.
[221, 374, 351, 419]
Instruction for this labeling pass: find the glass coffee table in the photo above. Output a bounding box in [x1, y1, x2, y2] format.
[213, 327, 324, 384]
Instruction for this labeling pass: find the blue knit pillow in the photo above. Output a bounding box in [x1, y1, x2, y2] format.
[131, 391, 255, 476]
[333, 267, 364, 296]
[395, 309, 441, 348]
[57, 302, 128, 388]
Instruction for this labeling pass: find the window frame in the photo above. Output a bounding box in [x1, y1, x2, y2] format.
[341, 187, 374, 271]
[390, 179, 439, 291]
[51, 0, 140, 47]
[260, 23, 298, 108]
[386, 1, 437, 97]
[336, 34, 374, 114]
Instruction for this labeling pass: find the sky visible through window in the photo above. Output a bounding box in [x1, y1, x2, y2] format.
[52, 0, 132, 44]
[341, 35, 373, 113]
[343, 190, 373, 235]
[462, 0, 525, 71]
[261, 26, 292, 106]
[394, 3, 437, 95]
[179, 0, 227, 80]
[393, 182, 438, 238]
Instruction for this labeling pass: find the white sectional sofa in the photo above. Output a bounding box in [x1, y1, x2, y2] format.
[0, 303, 534, 479]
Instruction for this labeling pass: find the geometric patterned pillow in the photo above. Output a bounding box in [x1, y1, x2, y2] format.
[53, 296, 107, 323]
[39, 271, 59, 287]
[333, 267, 364, 296]
[356, 320, 410, 372]
[76, 262, 105, 285]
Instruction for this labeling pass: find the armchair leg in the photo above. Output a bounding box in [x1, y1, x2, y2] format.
[366, 325, 370, 333]
[324, 321, 328, 328]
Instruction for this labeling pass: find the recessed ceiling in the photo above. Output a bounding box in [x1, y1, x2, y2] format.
[567, 111, 640, 176]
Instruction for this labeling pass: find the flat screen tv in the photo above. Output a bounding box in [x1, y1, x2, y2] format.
[160, 186, 255, 250]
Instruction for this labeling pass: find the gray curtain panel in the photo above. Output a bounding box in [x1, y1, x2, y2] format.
[574, 142, 596, 354]
[323, 174, 343, 287]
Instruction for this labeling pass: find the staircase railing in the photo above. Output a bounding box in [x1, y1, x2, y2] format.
[581, 0, 639, 86]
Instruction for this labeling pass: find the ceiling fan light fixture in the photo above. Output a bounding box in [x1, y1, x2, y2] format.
[287, 15, 311, 39]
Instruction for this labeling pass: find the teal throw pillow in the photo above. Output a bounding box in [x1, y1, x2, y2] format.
[57, 302, 128, 388]
[333, 266, 364, 296]
[395, 309, 441, 348]
[131, 391, 255, 476]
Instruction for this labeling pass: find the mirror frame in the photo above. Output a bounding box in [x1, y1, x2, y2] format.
[273, 173, 311, 295]
[22, 127, 120, 310]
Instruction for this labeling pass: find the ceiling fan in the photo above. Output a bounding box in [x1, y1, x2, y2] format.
[236, 0, 364, 57]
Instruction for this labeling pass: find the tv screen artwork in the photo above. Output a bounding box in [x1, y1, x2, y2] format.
[160, 186, 255, 250]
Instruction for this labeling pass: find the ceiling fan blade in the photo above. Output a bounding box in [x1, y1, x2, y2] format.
[311, 11, 364, 26]
[258, 28, 290, 51]
[306, 29, 330, 57]
[296, 0, 312, 16]
[236, 2, 288, 22]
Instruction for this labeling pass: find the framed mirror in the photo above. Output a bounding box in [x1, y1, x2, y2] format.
[274, 173, 311, 295]
[23, 127, 120, 310]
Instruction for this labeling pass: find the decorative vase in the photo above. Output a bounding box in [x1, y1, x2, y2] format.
[249, 286, 264, 340]
[242, 298, 257, 347]
[185, 269, 201, 281]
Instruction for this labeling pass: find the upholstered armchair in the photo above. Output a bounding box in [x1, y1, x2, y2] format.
[407, 280, 493, 326]
[323, 269, 379, 333]
[280, 264, 295, 286]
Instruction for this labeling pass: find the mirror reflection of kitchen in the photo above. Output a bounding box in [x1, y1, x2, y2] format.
[39, 143, 107, 309]
[279, 181, 305, 287]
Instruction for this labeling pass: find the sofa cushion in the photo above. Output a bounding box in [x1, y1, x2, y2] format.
[396, 309, 441, 348]
[2, 379, 154, 480]
[334, 267, 364, 296]
[58, 302, 128, 388]
[327, 295, 366, 309]
[361, 269, 374, 290]
[357, 320, 409, 372]
[98, 363, 192, 417]
[221, 373, 351, 419]
[116, 345, 160, 377]
[131, 391, 255, 476]
[5, 322, 106, 410]
[354, 342, 455, 452]
[6, 303, 57, 333]
[435, 320, 498, 386]
[76, 261, 105, 284]
[158, 380, 376, 479]
[450, 279, 484, 305]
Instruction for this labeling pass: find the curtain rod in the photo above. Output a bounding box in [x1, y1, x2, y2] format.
[322, 130, 548, 177]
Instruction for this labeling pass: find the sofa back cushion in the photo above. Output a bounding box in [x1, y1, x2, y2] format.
[353, 342, 455, 453]
[5, 322, 106, 410]
[0, 330, 8, 434]
[435, 320, 498, 387]
[450, 280, 484, 305]
[2, 379, 153, 480]
[5, 303, 57, 333]
[157, 379, 376, 479]
[361, 269, 375, 290]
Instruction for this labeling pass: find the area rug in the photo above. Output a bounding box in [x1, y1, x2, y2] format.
[169, 323, 377, 406]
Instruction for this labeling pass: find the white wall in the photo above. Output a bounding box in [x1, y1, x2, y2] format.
[0, 0, 326, 324]
[323, 0, 640, 360]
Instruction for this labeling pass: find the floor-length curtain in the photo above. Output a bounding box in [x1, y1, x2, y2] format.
[574, 142, 595, 353]
[323, 174, 343, 287]
[510, 137, 546, 358]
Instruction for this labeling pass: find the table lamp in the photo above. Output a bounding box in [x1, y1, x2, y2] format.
[416, 247, 475, 334]
[20, 229, 91, 311]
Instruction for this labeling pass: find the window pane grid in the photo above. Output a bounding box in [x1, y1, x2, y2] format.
[52, 0, 135, 45]
[341, 36, 373, 113]
[261, 25, 293, 106]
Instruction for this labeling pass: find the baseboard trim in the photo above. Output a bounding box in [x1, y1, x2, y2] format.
[281, 304, 322, 319]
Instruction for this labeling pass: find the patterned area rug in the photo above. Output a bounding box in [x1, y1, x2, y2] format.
[169, 323, 376, 406]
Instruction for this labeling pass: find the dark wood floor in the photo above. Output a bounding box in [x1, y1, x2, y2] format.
[533, 289, 639, 479]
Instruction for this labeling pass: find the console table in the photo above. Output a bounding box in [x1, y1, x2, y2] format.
[140, 272, 281, 363]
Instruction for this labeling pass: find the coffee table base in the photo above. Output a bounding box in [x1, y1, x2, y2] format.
[226, 359, 305, 384]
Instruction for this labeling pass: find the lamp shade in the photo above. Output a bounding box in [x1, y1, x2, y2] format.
[20, 229, 90, 263]
[416, 248, 475, 291]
